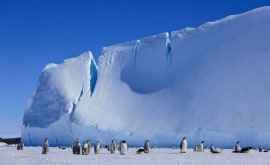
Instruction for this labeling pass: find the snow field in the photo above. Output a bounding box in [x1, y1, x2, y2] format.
[1, 146, 270, 165]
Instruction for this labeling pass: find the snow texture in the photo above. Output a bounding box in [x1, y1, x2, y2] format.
[23, 7, 270, 147]
[1, 146, 270, 165]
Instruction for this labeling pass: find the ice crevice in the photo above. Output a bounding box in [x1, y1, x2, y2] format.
[165, 32, 172, 65]
[89, 58, 98, 96]
[133, 40, 141, 67]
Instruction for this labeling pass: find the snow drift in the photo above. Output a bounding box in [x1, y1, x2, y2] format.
[23, 7, 270, 147]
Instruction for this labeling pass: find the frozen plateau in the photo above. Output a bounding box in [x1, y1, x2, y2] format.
[1, 147, 270, 165]
[23, 7, 270, 147]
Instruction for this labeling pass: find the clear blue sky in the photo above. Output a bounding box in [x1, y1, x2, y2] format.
[1, 0, 269, 137]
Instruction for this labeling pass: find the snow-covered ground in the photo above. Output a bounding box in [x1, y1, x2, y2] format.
[1, 146, 269, 165]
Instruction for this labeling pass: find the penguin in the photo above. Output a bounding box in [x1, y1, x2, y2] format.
[117, 142, 121, 152]
[72, 138, 81, 155]
[87, 140, 92, 154]
[264, 149, 269, 152]
[82, 140, 91, 155]
[119, 140, 128, 155]
[144, 140, 151, 153]
[110, 139, 117, 154]
[194, 145, 198, 152]
[104, 145, 109, 151]
[210, 145, 222, 154]
[233, 141, 241, 153]
[42, 138, 49, 154]
[59, 146, 66, 150]
[180, 137, 188, 153]
[199, 141, 204, 152]
[82, 142, 87, 155]
[240, 147, 252, 153]
[259, 146, 269, 152]
[94, 141, 101, 154]
[17, 141, 24, 150]
[136, 148, 145, 154]
[194, 141, 204, 152]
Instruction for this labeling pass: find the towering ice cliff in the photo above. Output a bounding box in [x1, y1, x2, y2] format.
[23, 7, 270, 147]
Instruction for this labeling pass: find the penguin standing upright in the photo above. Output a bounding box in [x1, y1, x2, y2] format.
[87, 140, 92, 154]
[42, 138, 49, 154]
[144, 140, 150, 153]
[17, 141, 24, 150]
[82, 140, 91, 155]
[233, 141, 241, 153]
[110, 139, 117, 154]
[72, 138, 81, 155]
[180, 137, 188, 153]
[82, 142, 87, 155]
[95, 141, 101, 154]
[120, 140, 128, 155]
[198, 141, 204, 152]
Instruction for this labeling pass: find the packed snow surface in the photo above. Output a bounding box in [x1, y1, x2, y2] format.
[23, 7, 270, 147]
[1, 146, 270, 165]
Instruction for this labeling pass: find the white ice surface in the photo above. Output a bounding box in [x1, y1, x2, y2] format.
[1, 146, 270, 165]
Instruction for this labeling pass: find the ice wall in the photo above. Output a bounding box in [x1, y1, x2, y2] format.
[23, 7, 270, 147]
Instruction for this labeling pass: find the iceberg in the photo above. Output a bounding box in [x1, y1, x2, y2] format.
[23, 7, 270, 147]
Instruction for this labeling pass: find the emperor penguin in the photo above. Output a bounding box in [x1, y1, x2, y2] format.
[87, 140, 92, 154]
[198, 141, 204, 152]
[180, 137, 188, 153]
[136, 148, 145, 154]
[82, 140, 91, 155]
[210, 144, 222, 154]
[94, 141, 101, 154]
[233, 141, 241, 153]
[144, 140, 151, 153]
[110, 139, 117, 154]
[194, 141, 204, 152]
[42, 138, 49, 154]
[120, 140, 128, 155]
[240, 147, 252, 153]
[17, 141, 24, 150]
[72, 138, 81, 155]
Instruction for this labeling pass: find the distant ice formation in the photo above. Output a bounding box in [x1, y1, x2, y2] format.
[23, 7, 270, 147]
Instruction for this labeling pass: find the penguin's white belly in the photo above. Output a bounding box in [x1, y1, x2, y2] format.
[120, 143, 128, 155]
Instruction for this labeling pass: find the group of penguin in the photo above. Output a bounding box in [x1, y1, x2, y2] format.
[35, 138, 150, 155]
[16, 137, 270, 155]
[71, 139, 132, 155]
[180, 137, 269, 154]
[71, 138, 101, 155]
